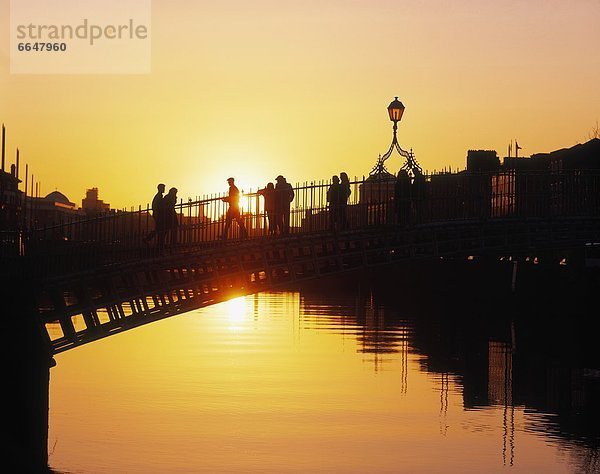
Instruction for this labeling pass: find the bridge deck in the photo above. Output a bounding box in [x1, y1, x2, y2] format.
[33, 217, 600, 354]
[2, 171, 599, 354]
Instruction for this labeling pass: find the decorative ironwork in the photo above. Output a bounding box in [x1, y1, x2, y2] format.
[370, 97, 422, 177]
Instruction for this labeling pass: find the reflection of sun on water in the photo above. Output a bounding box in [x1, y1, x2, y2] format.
[226, 296, 247, 330]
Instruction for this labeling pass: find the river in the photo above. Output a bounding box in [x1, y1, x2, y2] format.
[47, 285, 599, 473]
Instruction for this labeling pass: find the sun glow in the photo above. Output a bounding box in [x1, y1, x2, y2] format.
[226, 296, 248, 329]
[196, 144, 281, 198]
[2, 1, 599, 210]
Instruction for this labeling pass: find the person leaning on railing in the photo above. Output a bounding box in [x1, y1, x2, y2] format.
[257, 182, 277, 235]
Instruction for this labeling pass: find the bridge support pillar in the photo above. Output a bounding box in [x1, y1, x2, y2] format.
[1, 277, 54, 473]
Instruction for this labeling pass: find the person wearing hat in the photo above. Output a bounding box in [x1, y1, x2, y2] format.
[221, 177, 248, 240]
[274, 175, 294, 235]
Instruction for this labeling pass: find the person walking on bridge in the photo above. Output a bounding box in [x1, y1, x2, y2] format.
[221, 177, 248, 240]
[144, 183, 165, 246]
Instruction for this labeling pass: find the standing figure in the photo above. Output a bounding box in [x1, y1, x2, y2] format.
[144, 183, 165, 245]
[411, 169, 426, 224]
[339, 172, 351, 230]
[327, 175, 342, 231]
[394, 170, 411, 227]
[221, 177, 248, 240]
[257, 182, 277, 235]
[275, 175, 294, 235]
[163, 187, 179, 247]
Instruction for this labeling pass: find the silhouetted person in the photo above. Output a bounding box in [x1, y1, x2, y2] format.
[275, 175, 294, 235]
[163, 187, 179, 247]
[339, 172, 351, 230]
[145, 183, 165, 245]
[221, 177, 248, 240]
[257, 182, 277, 235]
[327, 175, 342, 231]
[411, 169, 426, 224]
[394, 170, 411, 227]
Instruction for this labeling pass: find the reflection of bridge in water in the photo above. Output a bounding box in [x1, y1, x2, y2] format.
[297, 287, 600, 472]
[279, 283, 598, 472]
[3, 170, 600, 355]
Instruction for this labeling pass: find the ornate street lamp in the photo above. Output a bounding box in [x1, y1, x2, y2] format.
[387, 97, 405, 123]
[371, 97, 422, 176]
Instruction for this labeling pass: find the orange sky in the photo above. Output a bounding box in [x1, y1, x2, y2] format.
[1, 0, 599, 208]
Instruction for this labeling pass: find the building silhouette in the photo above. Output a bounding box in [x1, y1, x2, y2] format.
[82, 188, 110, 216]
[26, 191, 85, 228]
[466, 150, 500, 172]
[0, 166, 22, 231]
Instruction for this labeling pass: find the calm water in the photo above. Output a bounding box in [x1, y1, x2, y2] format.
[47, 288, 600, 473]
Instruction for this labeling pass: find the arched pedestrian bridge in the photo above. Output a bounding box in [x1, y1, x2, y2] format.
[4, 171, 600, 355]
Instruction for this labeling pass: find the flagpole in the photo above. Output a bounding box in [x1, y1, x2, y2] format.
[1, 123, 5, 171]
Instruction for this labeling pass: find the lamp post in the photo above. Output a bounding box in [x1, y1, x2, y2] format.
[388, 96, 405, 126]
[371, 97, 422, 176]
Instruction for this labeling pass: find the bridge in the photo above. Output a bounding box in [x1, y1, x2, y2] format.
[2, 167, 600, 473]
[3, 170, 600, 356]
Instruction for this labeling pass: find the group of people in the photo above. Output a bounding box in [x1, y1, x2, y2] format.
[144, 183, 179, 248]
[145, 175, 296, 246]
[256, 175, 295, 237]
[394, 168, 426, 226]
[215, 174, 296, 240]
[326, 172, 351, 231]
[225, 172, 351, 238]
[145, 168, 424, 247]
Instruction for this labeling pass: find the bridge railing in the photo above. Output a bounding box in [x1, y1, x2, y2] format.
[13, 170, 600, 274]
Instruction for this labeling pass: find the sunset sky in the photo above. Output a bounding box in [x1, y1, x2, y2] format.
[1, 0, 599, 208]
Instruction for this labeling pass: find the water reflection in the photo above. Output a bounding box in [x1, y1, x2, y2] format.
[47, 286, 599, 473]
[297, 286, 599, 472]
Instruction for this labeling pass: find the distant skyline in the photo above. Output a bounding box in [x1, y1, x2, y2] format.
[1, 0, 599, 207]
